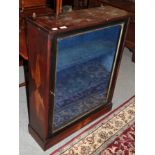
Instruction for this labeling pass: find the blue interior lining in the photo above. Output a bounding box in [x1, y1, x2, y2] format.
[52, 24, 121, 130]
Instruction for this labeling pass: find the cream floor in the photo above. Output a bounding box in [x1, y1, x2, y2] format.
[19, 48, 135, 155]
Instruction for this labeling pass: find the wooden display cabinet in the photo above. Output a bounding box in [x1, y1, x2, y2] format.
[26, 5, 129, 150]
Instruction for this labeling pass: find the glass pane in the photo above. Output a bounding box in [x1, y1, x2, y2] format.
[53, 24, 122, 131]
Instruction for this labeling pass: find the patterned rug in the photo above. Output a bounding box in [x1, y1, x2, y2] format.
[50, 96, 135, 155]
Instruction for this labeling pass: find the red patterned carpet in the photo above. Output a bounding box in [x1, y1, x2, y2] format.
[100, 123, 135, 155]
[50, 96, 135, 155]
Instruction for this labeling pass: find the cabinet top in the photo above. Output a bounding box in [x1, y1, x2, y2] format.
[27, 6, 129, 33]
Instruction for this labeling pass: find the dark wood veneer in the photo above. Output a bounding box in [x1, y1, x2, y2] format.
[19, 7, 53, 60]
[19, 0, 54, 60]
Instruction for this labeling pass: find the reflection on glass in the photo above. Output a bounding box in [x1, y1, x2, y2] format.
[53, 24, 122, 131]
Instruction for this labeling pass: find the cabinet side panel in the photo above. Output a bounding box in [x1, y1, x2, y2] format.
[27, 22, 50, 140]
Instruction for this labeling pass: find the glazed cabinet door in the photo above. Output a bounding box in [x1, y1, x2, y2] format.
[49, 22, 125, 133]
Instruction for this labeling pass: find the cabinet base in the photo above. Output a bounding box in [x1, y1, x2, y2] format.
[28, 125, 47, 150]
[29, 102, 112, 151]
